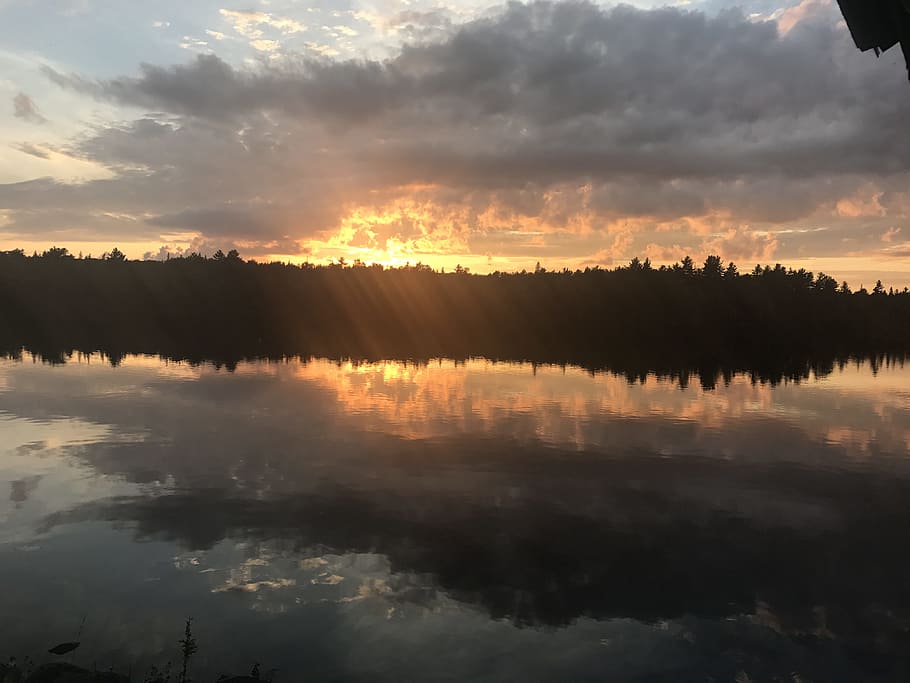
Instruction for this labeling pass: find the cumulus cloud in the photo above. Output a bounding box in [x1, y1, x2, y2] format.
[45, 2, 909, 174]
[12, 92, 47, 124]
[7, 1, 910, 266]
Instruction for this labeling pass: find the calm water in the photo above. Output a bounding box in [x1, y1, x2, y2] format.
[2, 355, 910, 681]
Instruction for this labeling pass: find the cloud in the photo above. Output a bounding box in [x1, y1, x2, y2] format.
[880, 244, 910, 258]
[219, 8, 305, 39]
[7, 1, 910, 268]
[304, 43, 340, 57]
[325, 24, 358, 38]
[143, 244, 180, 261]
[145, 206, 296, 240]
[701, 228, 779, 263]
[45, 3, 909, 175]
[12, 92, 47, 124]
[379, 8, 457, 43]
[643, 243, 692, 263]
[179, 36, 210, 52]
[835, 185, 886, 218]
[249, 39, 280, 53]
[882, 227, 902, 243]
[776, 0, 833, 35]
[14, 142, 51, 159]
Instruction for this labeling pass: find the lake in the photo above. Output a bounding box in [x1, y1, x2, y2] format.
[2, 354, 910, 681]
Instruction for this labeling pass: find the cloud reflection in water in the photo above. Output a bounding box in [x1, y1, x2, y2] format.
[1, 355, 909, 681]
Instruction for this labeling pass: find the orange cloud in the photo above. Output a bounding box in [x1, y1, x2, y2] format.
[882, 227, 901, 243]
[701, 228, 779, 263]
[835, 186, 886, 218]
[776, 0, 833, 35]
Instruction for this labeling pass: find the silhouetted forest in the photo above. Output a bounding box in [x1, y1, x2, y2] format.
[2, 247, 909, 371]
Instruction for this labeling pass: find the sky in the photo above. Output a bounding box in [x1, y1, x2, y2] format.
[1, 0, 909, 287]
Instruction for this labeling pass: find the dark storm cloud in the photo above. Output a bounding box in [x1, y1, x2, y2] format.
[43, 53, 400, 123]
[8, 1, 910, 258]
[147, 206, 291, 238]
[44, 1, 909, 179]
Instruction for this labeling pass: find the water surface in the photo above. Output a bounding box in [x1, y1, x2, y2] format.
[2, 355, 910, 681]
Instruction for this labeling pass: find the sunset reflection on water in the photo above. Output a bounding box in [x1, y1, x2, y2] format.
[1, 354, 910, 681]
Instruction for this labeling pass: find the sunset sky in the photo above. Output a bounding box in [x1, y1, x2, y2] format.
[1, 0, 909, 287]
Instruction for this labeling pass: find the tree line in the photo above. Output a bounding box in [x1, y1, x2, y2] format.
[1, 247, 909, 375]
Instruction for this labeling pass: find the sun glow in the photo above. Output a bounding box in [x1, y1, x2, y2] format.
[283, 192, 617, 273]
